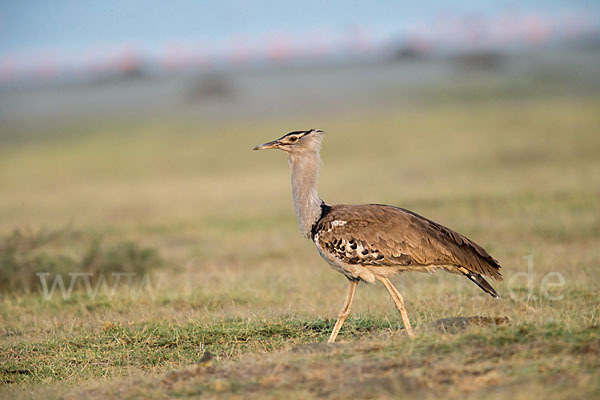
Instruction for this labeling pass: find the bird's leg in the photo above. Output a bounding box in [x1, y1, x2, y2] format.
[328, 280, 358, 343]
[377, 276, 415, 338]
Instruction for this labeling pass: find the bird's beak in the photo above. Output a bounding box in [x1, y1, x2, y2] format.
[253, 140, 280, 150]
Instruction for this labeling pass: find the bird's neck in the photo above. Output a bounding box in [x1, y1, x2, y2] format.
[288, 151, 324, 238]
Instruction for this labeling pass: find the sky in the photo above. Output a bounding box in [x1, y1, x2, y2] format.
[2, 0, 599, 57]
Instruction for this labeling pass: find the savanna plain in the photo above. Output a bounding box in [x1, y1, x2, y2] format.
[1, 90, 599, 398]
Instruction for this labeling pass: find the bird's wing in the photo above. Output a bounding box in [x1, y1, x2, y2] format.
[314, 204, 502, 280]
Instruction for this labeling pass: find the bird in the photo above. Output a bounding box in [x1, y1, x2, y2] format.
[254, 129, 502, 343]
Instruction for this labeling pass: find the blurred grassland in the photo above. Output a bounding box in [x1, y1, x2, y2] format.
[0, 95, 599, 398]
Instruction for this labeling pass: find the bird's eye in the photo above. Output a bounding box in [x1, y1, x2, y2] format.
[290, 137, 298, 142]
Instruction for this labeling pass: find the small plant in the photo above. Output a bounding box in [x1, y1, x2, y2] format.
[0, 228, 164, 295]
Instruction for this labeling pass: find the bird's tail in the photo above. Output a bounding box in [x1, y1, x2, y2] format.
[458, 266, 499, 298]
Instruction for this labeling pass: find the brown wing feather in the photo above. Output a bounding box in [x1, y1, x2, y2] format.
[315, 204, 502, 281]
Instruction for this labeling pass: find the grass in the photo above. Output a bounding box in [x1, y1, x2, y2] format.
[0, 94, 599, 398]
[1, 316, 396, 385]
[0, 228, 164, 293]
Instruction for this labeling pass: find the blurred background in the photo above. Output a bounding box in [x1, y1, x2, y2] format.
[1, 0, 600, 124]
[1, 0, 599, 286]
[1, 0, 600, 300]
[1, 1, 600, 395]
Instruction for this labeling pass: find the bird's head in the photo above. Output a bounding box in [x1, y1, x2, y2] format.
[253, 129, 324, 154]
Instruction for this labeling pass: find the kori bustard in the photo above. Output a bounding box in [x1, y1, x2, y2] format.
[254, 129, 502, 343]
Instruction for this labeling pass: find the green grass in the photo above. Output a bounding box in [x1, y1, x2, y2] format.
[1, 316, 401, 385]
[1, 95, 599, 398]
[3, 319, 597, 398]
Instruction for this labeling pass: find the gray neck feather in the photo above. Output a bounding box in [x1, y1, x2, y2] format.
[288, 150, 324, 238]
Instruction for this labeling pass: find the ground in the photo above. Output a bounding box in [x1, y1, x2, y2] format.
[1, 95, 599, 398]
